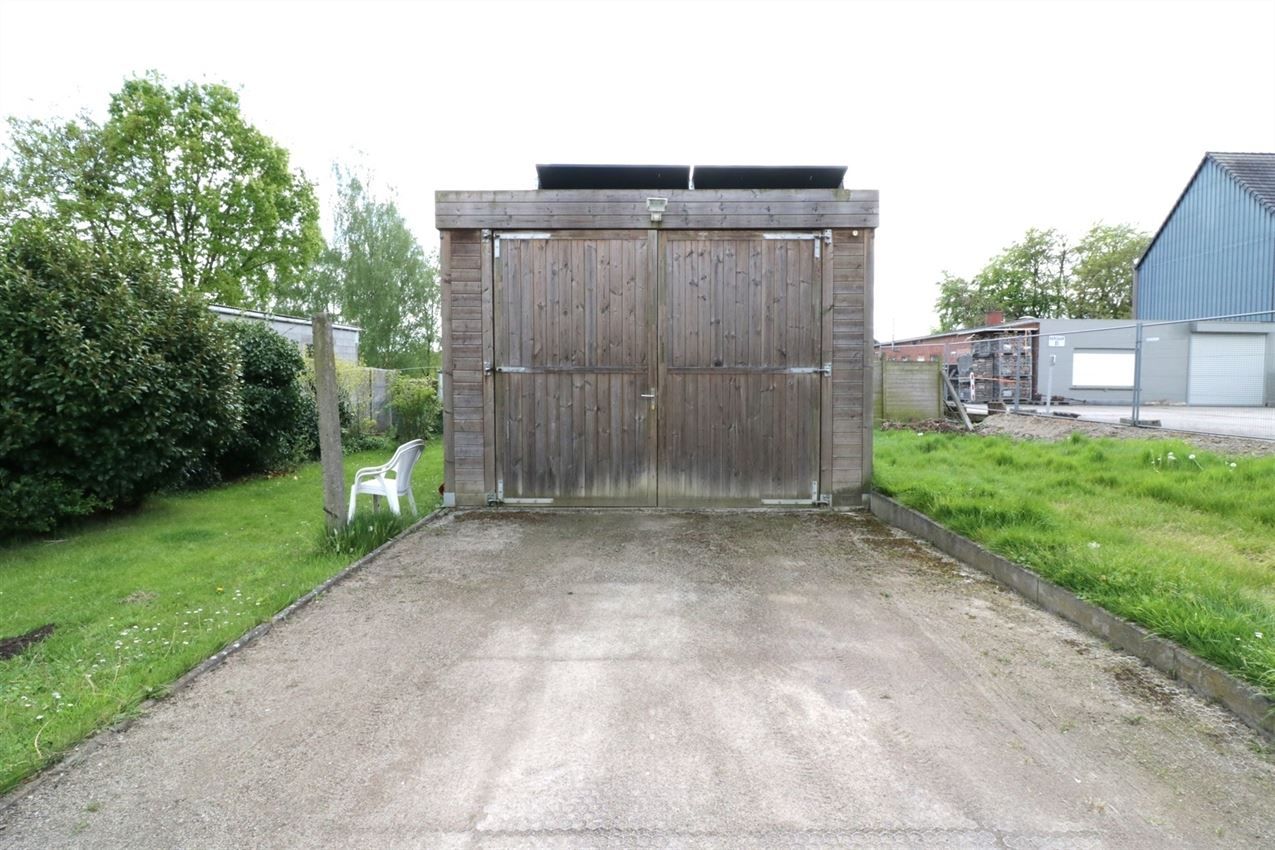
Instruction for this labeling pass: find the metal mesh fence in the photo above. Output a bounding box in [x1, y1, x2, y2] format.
[877, 310, 1275, 441]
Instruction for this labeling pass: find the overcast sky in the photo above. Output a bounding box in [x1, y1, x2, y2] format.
[2, 0, 1273, 338]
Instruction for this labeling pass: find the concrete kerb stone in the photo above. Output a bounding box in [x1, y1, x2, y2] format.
[868, 492, 1275, 742]
[0, 506, 452, 812]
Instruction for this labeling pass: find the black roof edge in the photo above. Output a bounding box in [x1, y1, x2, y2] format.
[692, 165, 846, 190]
[536, 164, 690, 190]
[533, 164, 849, 191]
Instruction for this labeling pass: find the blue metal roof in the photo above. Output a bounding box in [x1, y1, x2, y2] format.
[1135, 153, 1275, 321]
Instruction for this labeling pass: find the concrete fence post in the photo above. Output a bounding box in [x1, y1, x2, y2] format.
[312, 314, 346, 531]
[1131, 321, 1144, 426]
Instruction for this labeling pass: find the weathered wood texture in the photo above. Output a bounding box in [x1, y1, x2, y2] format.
[831, 229, 870, 502]
[437, 195, 875, 507]
[660, 233, 822, 505]
[311, 313, 347, 527]
[442, 230, 487, 503]
[494, 233, 656, 504]
[437, 189, 878, 230]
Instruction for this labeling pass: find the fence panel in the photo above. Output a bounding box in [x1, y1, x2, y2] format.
[875, 357, 942, 422]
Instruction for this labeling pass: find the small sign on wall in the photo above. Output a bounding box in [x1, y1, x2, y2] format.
[1048, 335, 1066, 347]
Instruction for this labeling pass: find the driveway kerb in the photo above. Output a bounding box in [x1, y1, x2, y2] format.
[868, 492, 1275, 741]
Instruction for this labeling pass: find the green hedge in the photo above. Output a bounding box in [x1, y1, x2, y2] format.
[217, 322, 313, 478]
[0, 222, 240, 536]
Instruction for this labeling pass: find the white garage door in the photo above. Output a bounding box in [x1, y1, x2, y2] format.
[1188, 334, 1267, 405]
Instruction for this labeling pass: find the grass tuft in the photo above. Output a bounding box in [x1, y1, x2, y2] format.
[319, 509, 416, 558]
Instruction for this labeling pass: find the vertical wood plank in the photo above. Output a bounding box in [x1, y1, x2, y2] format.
[440, 232, 456, 501]
[862, 229, 875, 496]
[820, 231, 834, 501]
[481, 231, 496, 495]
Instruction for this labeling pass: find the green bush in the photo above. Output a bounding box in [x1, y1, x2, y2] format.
[0, 221, 240, 536]
[217, 322, 312, 478]
[390, 375, 440, 440]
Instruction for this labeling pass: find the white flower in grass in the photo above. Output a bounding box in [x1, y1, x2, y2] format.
[1087, 541, 1101, 549]
[1229, 462, 1238, 469]
[51, 692, 61, 700]
[1257, 632, 1265, 639]
[1188, 454, 1196, 460]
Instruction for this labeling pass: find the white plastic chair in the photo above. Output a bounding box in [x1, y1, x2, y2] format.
[347, 439, 426, 522]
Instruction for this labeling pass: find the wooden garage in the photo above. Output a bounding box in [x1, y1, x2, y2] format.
[436, 165, 878, 508]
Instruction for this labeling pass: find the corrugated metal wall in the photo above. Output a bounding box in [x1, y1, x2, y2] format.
[1137, 158, 1275, 321]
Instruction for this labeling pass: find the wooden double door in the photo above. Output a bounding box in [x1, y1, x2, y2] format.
[493, 230, 826, 506]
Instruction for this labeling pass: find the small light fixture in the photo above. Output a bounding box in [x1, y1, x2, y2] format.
[851, 229, 860, 237]
[647, 197, 668, 223]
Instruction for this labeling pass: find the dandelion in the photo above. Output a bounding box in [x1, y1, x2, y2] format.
[51, 691, 61, 700]
[1088, 541, 1101, 549]
[1229, 462, 1237, 470]
[216, 587, 224, 593]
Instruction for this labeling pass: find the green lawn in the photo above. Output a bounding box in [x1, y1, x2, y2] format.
[0, 442, 443, 793]
[874, 430, 1275, 699]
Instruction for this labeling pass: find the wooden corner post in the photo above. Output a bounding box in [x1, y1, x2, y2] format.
[312, 313, 346, 530]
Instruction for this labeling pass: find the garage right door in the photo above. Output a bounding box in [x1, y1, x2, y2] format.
[1187, 333, 1267, 405]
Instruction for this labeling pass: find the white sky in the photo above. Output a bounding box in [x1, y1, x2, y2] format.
[2, 0, 1273, 338]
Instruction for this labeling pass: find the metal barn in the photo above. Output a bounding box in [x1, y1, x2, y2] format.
[435, 165, 878, 508]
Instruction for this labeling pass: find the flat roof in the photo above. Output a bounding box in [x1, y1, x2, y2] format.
[534, 164, 846, 191]
[210, 305, 361, 333]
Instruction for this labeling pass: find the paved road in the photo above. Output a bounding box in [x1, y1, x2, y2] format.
[3, 511, 1273, 848]
[972, 403, 1275, 441]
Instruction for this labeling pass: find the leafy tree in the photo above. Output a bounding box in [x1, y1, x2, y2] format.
[0, 73, 322, 307]
[934, 271, 987, 333]
[1069, 223, 1149, 319]
[283, 165, 439, 369]
[933, 224, 1146, 330]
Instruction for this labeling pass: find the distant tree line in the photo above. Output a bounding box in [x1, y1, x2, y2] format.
[933, 224, 1150, 332]
[0, 72, 437, 370]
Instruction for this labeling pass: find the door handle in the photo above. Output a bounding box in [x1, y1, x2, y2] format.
[640, 393, 655, 399]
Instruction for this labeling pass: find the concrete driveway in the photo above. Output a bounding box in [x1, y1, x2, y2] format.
[2, 511, 1273, 848]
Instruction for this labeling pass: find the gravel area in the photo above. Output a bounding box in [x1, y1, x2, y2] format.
[977, 412, 1275, 457]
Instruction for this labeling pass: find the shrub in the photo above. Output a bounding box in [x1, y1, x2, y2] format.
[390, 375, 440, 440]
[216, 322, 312, 478]
[0, 221, 240, 536]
